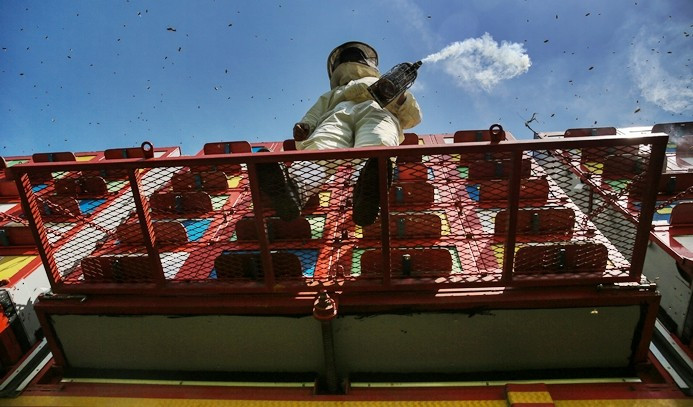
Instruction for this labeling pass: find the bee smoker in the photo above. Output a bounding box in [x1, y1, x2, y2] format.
[368, 60, 422, 107]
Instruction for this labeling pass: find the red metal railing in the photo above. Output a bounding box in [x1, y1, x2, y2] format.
[8, 134, 667, 295]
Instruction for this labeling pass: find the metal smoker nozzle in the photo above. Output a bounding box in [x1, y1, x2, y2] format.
[368, 61, 423, 108]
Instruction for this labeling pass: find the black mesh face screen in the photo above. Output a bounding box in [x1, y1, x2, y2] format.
[333, 47, 369, 71]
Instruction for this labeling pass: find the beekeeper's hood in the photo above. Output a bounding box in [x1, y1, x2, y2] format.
[327, 41, 380, 89]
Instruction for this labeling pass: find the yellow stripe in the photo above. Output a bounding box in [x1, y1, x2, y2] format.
[507, 390, 553, 403]
[556, 401, 693, 407]
[493, 244, 525, 266]
[439, 213, 450, 236]
[1, 398, 508, 407]
[583, 162, 603, 174]
[319, 191, 331, 207]
[0, 256, 36, 281]
[228, 176, 242, 188]
[76, 155, 96, 161]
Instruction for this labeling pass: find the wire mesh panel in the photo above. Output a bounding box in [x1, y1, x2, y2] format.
[148, 163, 245, 285]
[277, 157, 372, 285]
[247, 156, 351, 286]
[12, 133, 666, 294]
[24, 167, 143, 285]
[525, 142, 658, 284]
[385, 150, 502, 284]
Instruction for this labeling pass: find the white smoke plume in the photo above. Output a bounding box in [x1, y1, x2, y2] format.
[422, 33, 531, 92]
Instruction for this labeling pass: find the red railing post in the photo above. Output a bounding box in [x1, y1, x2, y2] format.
[632, 296, 661, 363]
[128, 169, 166, 286]
[14, 172, 62, 289]
[378, 155, 392, 287]
[629, 136, 668, 281]
[313, 290, 339, 393]
[501, 150, 523, 285]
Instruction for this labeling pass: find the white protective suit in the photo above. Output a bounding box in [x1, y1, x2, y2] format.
[288, 62, 422, 206]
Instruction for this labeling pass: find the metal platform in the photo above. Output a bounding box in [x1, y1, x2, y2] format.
[2, 128, 690, 403]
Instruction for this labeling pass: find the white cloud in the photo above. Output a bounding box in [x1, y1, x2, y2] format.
[389, 0, 438, 49]
[629, 26, 693, 114]
[422, 33, 531, 92]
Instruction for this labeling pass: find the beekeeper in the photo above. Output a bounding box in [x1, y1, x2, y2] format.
[258, 41, 422, 226]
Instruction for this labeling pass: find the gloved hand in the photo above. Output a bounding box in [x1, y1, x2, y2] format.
[293, 122, 312, 141]
[396, 94, 407, 106]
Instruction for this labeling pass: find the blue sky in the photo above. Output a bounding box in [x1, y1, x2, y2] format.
[1, 0, 691, 156]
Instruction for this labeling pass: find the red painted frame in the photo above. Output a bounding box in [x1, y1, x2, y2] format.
[8, 134, 667, 296]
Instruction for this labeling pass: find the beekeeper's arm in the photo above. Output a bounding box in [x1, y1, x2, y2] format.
[294, 89, 337, 140]
[387, 91, 422, 129]
[294, 78, 376, 140]
[338, 79, 422, 129]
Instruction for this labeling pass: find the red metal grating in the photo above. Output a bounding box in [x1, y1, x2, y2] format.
[7, 133, 667, 295]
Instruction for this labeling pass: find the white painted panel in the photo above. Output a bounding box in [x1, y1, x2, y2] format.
[7, 265, 50, 344]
